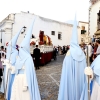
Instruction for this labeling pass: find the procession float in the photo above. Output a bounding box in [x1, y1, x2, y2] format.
[30, 31, 54, 65]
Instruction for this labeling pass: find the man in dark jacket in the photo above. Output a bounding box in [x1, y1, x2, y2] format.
[33, 45, 41, 70]
[53, 46, 57, 60]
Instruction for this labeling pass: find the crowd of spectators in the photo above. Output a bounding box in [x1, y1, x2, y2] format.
[79, 39, 100, 64]
[0, 46, 6, 85]
[53, 37, 100, 65]
[53, 45, 70, 58]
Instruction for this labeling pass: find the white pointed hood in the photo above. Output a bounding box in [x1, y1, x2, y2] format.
[6, 28, 23, 60]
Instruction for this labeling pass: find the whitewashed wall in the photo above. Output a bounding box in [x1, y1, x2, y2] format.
[0, 12, 81, 47]
[89, 1, 100, 37]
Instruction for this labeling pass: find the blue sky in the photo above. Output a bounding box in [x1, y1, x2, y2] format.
[0, 0, 89, 22]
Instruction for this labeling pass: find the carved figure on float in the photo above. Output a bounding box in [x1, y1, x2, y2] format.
[30, 30, 53, 53]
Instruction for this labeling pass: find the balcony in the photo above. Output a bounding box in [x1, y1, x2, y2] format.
[94, 30, 100, 38]
[95, 30, 100, 35]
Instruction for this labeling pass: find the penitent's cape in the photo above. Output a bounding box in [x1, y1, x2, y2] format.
[58, 15, 88, 100]
[15, 17, 41, 100]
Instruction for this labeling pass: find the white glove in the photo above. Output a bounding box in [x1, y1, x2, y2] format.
[6, 63, 12, 70]
[1, 76, 3, 79]
[11, 66, 15, 74]
[84, 67, 93, 79]
[84, 67, 93, 75]
[66, 50, 70, 56]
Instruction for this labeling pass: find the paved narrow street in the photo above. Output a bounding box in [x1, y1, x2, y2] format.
[37, 55, 64, 100]
[0, 55, 65, 100]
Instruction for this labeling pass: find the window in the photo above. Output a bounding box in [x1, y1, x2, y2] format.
[58, 32, 62, 40]
[81, 30, 86, 34]
[51, 31, 55, 35]
[81, 26, 86, 34]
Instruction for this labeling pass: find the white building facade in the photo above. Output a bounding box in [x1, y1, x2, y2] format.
[89, 0, 100, 38]
[0, 12, 81, 47]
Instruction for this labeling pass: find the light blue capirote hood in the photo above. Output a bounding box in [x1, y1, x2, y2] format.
[70, 14, 85, 61]
[16, 17, 35, 73]
[15, 16, 41, 100]
[15, 17, 36, 71]
[6, 28, 23, 64]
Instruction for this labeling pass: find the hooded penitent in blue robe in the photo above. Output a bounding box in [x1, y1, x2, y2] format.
[11, 17, 41, 100]
[0, 28, 22, 100]
[90, 55, 100, 100]
[58, 15, 88, 100]
[7, 28, 23, 100]
[91, 55, 100, 85]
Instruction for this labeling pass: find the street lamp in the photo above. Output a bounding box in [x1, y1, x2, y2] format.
[21, 26, 27, 38]
[21, 26, 27, 34]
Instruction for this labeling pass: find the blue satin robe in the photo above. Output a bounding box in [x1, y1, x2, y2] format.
[58, 52, 88, 100]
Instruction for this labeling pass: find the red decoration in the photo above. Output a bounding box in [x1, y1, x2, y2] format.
[30, 41, 36, 45]
[39, 41, 44, 45]
[39, 31, 44, 42]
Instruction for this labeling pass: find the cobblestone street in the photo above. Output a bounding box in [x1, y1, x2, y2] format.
[37, 55, 64, 100]
[0, 55, 65, 100]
